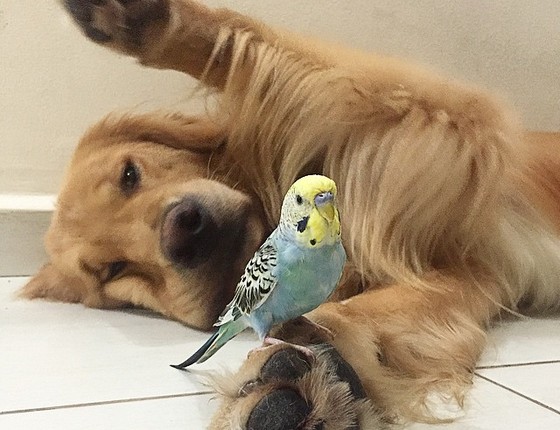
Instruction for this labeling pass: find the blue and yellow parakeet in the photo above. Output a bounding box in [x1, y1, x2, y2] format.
[171, 175, 346, 368]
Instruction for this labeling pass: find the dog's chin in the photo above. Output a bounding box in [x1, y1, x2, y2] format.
[167, 250, 257, 330]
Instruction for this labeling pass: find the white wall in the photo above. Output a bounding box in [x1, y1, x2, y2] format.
[1, 0, 559, 196]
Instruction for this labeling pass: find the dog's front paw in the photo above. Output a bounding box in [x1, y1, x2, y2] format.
[208, 344, 386, 430]
[64, 0, 170, 52]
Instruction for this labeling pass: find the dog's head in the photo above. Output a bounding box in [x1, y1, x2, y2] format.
[21, 113, 266, 329]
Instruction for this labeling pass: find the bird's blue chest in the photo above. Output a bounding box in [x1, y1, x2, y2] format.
[256, 238, 346, 326]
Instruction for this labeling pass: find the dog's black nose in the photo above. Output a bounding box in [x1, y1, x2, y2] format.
[161, 198, 219, 268]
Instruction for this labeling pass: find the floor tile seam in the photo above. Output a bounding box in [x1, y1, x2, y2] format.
[0, 390, 215, 416]
[477, 359, 560, 370]
[474, 373, 560, 416]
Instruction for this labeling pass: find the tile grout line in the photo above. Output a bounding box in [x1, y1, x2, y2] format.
[0, 391, 215, 416]
[477, 359, 560, 370]
[475, 373, 560, 416]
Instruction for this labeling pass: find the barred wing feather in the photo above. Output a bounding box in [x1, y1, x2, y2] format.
[215, 235, 278, 326]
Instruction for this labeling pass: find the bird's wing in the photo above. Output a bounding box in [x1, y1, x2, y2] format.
[215, 235, 278, 326]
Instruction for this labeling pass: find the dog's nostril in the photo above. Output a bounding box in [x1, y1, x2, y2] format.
[161, 198, 221, 268]
[177, 209, 203, 233]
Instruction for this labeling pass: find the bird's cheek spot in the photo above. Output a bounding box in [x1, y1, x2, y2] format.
[310, 239, 317, 246]
[296, 216, 310, 233]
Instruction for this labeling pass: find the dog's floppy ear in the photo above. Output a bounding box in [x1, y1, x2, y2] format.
[20, 263, 90, 305]
[81, 112, 227, 153]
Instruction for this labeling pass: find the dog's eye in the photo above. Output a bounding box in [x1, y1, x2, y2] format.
[106, 261, 127, 281]
[120, 160, 140, 194]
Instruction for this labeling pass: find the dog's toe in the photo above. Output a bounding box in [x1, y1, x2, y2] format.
[260, 347, 312, 383]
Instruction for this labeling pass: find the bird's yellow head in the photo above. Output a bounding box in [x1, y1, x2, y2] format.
[279, 175, 341, 248]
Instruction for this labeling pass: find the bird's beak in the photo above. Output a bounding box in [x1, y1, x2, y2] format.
[314, 191, 335, 222]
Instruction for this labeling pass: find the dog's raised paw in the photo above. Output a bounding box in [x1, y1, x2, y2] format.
[64, 0, 170, 51]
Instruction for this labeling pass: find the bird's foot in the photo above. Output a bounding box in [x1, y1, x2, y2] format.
[264, 336, 316, 360]
[248, 337, 315, 361]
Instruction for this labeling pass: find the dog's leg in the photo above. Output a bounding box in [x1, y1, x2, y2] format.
[308, 274, 502, 420]
[207, 273, 503, 428]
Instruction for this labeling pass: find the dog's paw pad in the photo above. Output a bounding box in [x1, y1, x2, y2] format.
[247, 388, 312, 430]
[260, 348, 312, 383]
[321, 347, 367, 399]
[84, 25, 112, 43]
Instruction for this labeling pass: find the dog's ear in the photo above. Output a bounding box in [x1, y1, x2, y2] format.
[19, 263, 90, 304]
[81, 112, 227, 153]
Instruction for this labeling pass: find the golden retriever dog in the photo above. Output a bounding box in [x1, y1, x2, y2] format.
[22, 0, 560, 428]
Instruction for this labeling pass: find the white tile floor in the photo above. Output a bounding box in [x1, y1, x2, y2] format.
[1, 277, 559, 429]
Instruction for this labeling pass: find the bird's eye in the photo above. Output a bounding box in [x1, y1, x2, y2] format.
[106, 261, 127, 281]
[296, 195, 303, 205]
[120, 160, 140, 194]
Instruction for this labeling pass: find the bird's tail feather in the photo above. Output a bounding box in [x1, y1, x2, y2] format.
[171, 321, 245, 369]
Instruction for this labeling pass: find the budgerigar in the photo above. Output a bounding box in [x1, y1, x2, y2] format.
[171, 175, 346, 369]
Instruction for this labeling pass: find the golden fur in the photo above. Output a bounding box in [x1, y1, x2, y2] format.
[23, 0, 560, 423]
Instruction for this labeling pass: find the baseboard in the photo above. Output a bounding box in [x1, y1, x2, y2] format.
[0, 194, 56, 277]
